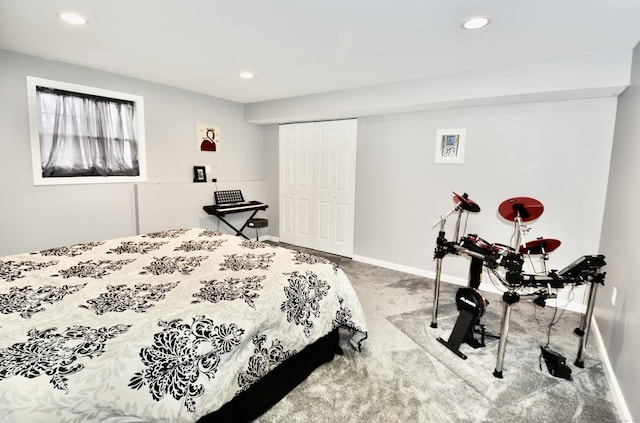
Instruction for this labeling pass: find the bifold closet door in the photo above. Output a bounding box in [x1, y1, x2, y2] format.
[279, 119, 357, 257]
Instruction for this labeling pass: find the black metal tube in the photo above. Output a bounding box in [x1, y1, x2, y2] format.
[468, 256, 483, 289]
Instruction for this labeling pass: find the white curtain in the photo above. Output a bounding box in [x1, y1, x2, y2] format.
[37, 88, 139, 177]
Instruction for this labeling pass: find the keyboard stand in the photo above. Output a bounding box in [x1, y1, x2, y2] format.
[214, 209, 263, 240]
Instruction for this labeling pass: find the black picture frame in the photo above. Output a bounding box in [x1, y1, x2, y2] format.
[193, 166, 206, 183]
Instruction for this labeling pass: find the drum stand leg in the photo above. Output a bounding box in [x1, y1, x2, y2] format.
[430, 208, 466, 329]
[431, 256, 443, 328]
[493, 291, 520, 378]
[574, 281, 599, 368]
[431, 228, 450, 329]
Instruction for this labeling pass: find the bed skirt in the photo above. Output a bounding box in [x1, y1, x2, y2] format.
[199, 328, 341, 422]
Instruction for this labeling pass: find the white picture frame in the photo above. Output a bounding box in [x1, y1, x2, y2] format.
[435, 128, 466, 164]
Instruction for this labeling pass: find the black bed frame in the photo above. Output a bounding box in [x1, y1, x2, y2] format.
[198, 329, 341, 422]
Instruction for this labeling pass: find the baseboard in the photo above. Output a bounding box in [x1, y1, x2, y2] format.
[352, 254, 585, 312]
[352, 254, 465, 283]
[352, 253, 630, 421]
[590, 318, 632, 422]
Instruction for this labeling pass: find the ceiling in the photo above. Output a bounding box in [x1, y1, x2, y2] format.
[2, 0, 640, 104]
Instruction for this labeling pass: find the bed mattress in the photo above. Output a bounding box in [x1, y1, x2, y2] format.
[0, 228, 367, 422]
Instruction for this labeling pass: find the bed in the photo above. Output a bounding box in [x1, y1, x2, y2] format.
[0, 228, 367, 422]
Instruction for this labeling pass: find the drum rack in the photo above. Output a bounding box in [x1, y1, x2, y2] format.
[430, 192, 606, 378]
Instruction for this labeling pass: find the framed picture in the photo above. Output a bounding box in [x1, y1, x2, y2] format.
[193, 166, 206, 182]
[435, 128, 466, 164]
[197, 123, 220, 152]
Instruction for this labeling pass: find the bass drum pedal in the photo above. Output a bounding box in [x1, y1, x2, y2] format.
[437, 287, 488, 359]
[540, 346, 572, 380]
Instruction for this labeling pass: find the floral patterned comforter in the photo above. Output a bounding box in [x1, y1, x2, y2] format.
[0, 228, 367, 422]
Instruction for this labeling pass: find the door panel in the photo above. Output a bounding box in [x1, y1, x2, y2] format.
[282, 197, 294, 235]
[296, 199, 310, 237]
[336, 203, 349, 244]
[317, 201, 332, 241]
[279, 119, 357, 256]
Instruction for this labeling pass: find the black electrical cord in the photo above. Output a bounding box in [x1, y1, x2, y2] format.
[533, 285, 576, 372]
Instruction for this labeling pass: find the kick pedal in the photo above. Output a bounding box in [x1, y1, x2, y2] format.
[437, 287, 488, 359]
[540, 346, 572, 380]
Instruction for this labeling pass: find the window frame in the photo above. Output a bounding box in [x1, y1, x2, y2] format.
[26, 76, 147, 186]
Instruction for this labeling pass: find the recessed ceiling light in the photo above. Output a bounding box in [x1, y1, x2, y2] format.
[462, 16, 491, 30]
[239, 71, 255, 79]
[58, 12, 88, 25]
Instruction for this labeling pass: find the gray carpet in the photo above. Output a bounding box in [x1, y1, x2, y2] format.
[257, 248, 620, 422]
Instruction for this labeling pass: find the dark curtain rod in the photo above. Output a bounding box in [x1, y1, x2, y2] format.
[36, 86, 135, 106]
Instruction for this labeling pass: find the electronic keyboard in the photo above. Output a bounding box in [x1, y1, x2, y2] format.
[203, 201, 268, 216]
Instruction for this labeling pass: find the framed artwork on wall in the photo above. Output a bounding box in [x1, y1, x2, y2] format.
[435, 128, 466, 164]
[197, 124, 220, 152]
[193, 166, 206, 182]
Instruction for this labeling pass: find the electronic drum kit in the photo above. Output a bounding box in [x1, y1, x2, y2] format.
[430, 192, 606, 379]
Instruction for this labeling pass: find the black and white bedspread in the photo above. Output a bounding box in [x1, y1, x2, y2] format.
[0, 228, 367, 422]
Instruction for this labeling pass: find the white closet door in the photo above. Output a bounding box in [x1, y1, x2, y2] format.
[279, 119, 357, 257]
[279, 123, 317, 249]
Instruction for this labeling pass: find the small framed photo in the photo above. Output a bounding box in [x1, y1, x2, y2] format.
[193, 166, 206, 183]
[435, 128, 466, 164]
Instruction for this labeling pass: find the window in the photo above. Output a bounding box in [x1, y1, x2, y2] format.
[27, 77, 147, 185]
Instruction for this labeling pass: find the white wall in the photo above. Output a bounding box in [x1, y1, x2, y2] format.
[246, 52, 630, 124]
[0, 50, 264, 256]
[354, 99, 616, 292]
[262, 124, 280, 236]
[135, 180, 268, 235]
[251, 49, 625, 309]
[597, 42, 640, 422]
[261, 98, 617, 308]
